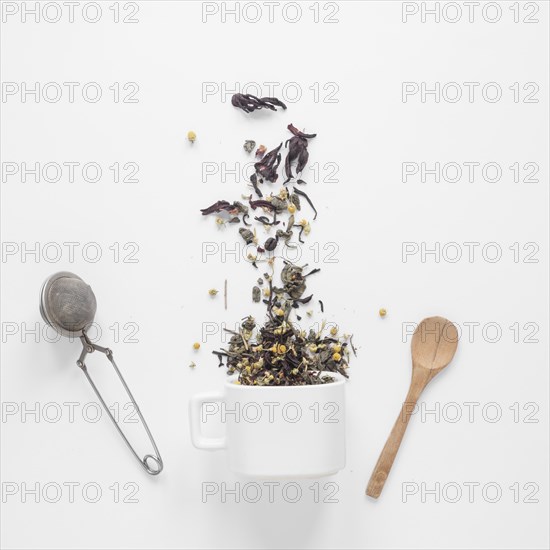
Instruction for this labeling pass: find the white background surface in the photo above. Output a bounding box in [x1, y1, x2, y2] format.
[1, 1, 549, 549]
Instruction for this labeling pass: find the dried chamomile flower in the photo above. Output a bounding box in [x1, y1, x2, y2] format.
[299, 219, 311, 236]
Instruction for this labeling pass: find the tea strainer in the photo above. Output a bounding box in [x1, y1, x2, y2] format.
[40, 271, 163, 475]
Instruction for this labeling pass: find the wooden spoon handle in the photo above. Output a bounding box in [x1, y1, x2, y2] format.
[366, 383, 425, 499]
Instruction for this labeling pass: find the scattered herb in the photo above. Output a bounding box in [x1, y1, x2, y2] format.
[255, 215, 279, 226]
[288, 124, 317, 140]
[264, 237, 278, 251]
[290, 193, 301, 210]
[201, 200, 248, 216]
[284, 124, 317, 183]
[243, 140, 256, 153]
[254, 143, 282, 183]
[232, 94, 287, 113]
[292, 187, 318, 220]
[215, 309, 350, 386]
[196, 113, 356, 385]
[239, 228, 255, 245]
[249, 199, 276, 211]
[295, 224, 305, 243]
[252, 286, 261, 303]
[350, 334, 358, 357]
[200, 127, 316, 254]
[250, 173, 263, 197]
[274, 262, 319, 300]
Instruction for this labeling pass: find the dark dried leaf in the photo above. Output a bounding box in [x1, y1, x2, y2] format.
[292, 187, 318, 219]
[231, 94, 287, 113]
[264, 237, 278, 251]
[249, 199, 276, 211]
[254, 143, 282, 183]
[287, 123, 317, 139]
[200, 200, 232, 215]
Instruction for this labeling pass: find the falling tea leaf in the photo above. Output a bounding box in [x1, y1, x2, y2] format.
[231, 94, 287, 113]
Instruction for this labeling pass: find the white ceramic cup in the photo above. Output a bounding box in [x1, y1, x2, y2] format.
[189, 376, 346, 478]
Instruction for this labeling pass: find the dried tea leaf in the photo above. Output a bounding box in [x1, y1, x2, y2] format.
[264, 237, 278, 251]
[239, 228, 254, 244]
[252, 286, 261, 302]
[244, 140, 256, 153]
[232, 94, 287, 113]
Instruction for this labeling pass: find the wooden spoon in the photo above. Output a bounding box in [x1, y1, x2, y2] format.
[366, 316, 459, 499]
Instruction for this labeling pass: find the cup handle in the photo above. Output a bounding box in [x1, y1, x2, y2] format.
[189, 392, 227, 450]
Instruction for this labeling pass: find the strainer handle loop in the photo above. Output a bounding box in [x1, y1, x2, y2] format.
[77, 334, 164, 476]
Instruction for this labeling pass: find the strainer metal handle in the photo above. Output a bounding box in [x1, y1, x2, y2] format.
[77, 331, 164, 475]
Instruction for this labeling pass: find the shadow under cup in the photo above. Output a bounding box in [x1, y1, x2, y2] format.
[190, 376, 346, 478]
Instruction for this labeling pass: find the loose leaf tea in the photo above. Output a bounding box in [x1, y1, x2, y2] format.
[232, 94, 287, 113]
[215, 312, 350, 386]
[199, 124, 317, 258]
[211, 255, 352, 385]
[197, 115, 355, 385]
